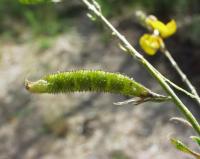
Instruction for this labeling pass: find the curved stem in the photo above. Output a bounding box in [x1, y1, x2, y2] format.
[82, 0, 200, 135]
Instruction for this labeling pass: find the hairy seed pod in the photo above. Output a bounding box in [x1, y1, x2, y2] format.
[25, 70, 154, 97]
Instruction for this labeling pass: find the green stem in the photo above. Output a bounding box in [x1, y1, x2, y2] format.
[161, 74, 200, 101]
[82, 0, 200, 135]
[162, 48, 200, 106]
[146, 60, 200, 101]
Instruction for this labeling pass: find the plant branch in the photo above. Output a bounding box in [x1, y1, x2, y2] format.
[164, 76, 200, 100]
[148, 62, 200, 101]
[82, 0, 200, 135]
[162, 48, 200, 105]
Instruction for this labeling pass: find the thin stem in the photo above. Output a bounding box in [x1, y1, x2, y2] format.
[82, 0, 200, 135]
[149, 62, 200, 101]
[162, 74, 200, 100]
[164, 77, 199, 100]
[162, 48, 200, 105]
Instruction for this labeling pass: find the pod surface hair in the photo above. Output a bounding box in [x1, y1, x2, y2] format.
[25, 70, 170, 103]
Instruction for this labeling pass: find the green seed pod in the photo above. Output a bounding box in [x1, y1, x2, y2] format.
[25, 70, 152, 97]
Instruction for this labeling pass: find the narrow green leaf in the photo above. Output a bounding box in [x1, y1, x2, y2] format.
[170, 138, 200, 158]
[171, 138, 191, 154]
[191, 136, 200, 147]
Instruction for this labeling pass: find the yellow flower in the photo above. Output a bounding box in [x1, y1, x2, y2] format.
[139, 34, 163, 55]
[146, 18, 177, 38]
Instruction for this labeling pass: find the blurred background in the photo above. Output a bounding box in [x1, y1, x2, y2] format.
[0, 0, 200, 159]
